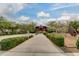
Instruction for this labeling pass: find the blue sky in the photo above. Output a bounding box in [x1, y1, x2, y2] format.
[1, 3, 79, 24]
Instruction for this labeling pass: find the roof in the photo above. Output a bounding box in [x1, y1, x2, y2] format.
[36, 23, 46, 26]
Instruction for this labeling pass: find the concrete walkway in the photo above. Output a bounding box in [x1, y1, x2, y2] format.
[1, 34, 64, 56]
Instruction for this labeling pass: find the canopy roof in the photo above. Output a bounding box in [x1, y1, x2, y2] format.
[36, 23, 46, 26]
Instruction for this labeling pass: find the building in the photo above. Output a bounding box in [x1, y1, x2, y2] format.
[35, 23, 47, 32]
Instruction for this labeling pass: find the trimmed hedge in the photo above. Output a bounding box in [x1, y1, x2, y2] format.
[43, 32, 48, 36]
[52, 34, 64, 47]
[76, 37, 79, 49]
[29, 35, 33, 38]
[29, 28, 36, 33]
[47, 28, 56, 33]
[45, 33, 64, 47]
[0, 35, 33, 51]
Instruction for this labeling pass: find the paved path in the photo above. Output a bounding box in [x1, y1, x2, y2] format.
[1, 34, 64, 56]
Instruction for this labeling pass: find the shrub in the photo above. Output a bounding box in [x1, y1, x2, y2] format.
[29, 35, 33, 38]
[43, 32, 48, 36]
[77, 27, 79, 33]
[29, 28, 36, 33]
[76, 37, 79, 49]
[0, 36, 28, 50]
[45, 33, 64, 47]
[51, 34, 64, 47]
[47, 28, 55, 33]
[9, 30, 17, 35]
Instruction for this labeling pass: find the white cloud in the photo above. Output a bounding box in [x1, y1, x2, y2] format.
[58, 15, 71, 21]
[39, 18, 55, 23]
[53, 4, 63, 7]
[33, 18, 56, 25]
[14, 16, 32, 24]
[51, 4, 79, 11]
[19, 16, 30, 21]
[0, 4, 27, 15]
[57, 12, 79, 21]
[37, 11, 50, 17]
[62, 12, 79, 16]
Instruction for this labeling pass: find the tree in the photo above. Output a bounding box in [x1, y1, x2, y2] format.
[0, 16, 6, 21]
[25, 22, 36, 33]
[67, 20, 79, 36]
[0, 16, 21, 34]
[47, 21, 59, 32]
[69, 21, 79, 31]
[0, 17, 12, 34]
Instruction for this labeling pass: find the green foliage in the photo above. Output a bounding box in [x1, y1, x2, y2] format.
[76, 37, 79, 49]
[52, 34, 64, 47]
[69, 21, 79, 31]
[45, 33, 64, 47]
[0, 16, 37, 35]
[43, 32, 48, 35]
[0, 16, 22, 35]
[29, 35, 33, 38]
[47, 21, 59, 32]
[47, 27, 55, 33]
[77, 27, 79, 33]
[10, 30, 17, 34]
[29, 28, 36, 33]
[0, 37, 28, 50]
[47, 21, 59, 28]
[26, 22, 36, 33]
